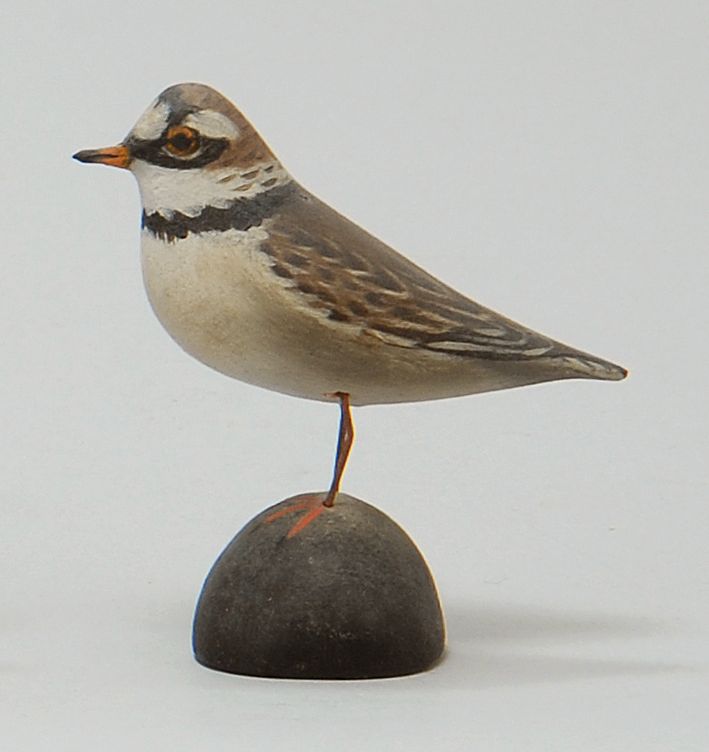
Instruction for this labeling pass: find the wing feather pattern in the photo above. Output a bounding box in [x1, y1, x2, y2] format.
[259, 186, 625, 378]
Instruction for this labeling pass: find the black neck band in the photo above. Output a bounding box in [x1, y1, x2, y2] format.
[142, 182, 296, 242]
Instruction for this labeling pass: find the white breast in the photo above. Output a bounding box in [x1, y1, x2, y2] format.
[141, 226, 359, 401]
[141, 226, 283, 379]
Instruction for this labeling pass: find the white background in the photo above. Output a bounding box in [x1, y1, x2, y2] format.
[2, 2, 707, 750]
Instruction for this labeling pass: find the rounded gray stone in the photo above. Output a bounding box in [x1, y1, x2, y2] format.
[192, 492, 446, 679]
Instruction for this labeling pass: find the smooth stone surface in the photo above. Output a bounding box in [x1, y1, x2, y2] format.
[193, 492, 446, 679]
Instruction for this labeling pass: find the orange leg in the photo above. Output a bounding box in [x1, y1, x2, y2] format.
[264, 392, 355, 538]
[323, 392, 354, 508]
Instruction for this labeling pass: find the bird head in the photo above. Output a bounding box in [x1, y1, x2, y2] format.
[74, 83, 287, 217]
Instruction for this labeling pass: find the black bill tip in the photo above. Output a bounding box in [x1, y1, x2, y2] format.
[72, 145, 131, 169]
[73, 149, 106, 164]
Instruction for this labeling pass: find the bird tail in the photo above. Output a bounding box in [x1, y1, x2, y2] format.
[557, 351, 628, 381]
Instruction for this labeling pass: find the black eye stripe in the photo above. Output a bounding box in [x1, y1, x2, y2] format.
[128, 135, 228, 170]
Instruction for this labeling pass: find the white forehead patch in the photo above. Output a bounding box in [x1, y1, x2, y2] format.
[182, 110, 239, 139]
[130, 99, 171, 140]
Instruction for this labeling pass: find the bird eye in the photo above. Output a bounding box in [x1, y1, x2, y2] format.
[164, 125, 201, 157]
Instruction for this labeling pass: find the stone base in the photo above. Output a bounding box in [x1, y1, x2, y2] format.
[192, 492, 445, 679]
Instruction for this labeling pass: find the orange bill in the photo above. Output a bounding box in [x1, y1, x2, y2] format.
[73, 144, 131, 169]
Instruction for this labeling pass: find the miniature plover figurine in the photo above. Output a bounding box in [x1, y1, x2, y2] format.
[75, 83, 626, 531]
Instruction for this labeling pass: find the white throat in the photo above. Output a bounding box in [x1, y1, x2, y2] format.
[131, 159, 291, 218]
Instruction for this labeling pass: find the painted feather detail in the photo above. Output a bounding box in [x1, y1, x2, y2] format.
[259, 188, 592, 364]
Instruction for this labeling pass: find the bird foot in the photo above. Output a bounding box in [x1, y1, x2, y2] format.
[264, 493, 331, 538]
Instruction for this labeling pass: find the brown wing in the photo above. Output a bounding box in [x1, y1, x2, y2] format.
[260, 186, 582, 362]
